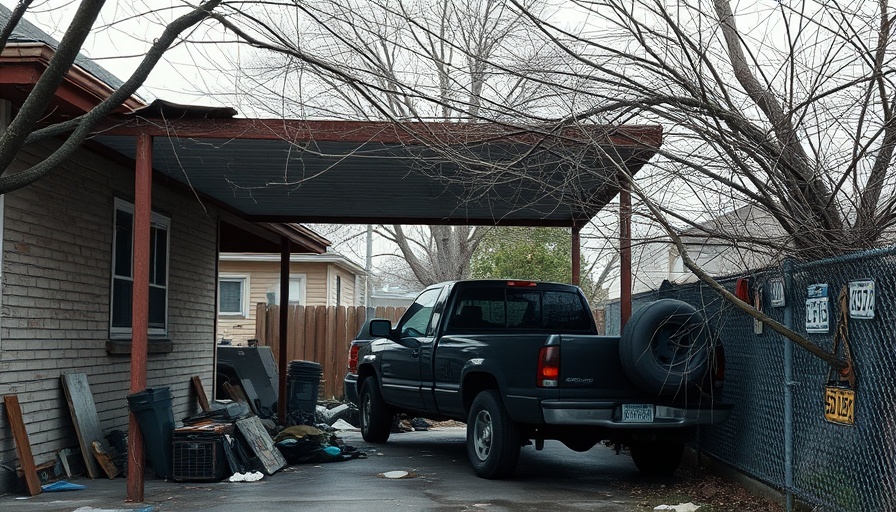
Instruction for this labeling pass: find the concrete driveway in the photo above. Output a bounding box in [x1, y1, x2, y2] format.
[4, 426, 646, 512]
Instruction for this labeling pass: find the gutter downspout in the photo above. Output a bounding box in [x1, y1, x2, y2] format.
[127, 132, 152, 502]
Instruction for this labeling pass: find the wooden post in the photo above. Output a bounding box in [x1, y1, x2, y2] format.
[278, 237, 290, 425]
[128, 132, 152, 502]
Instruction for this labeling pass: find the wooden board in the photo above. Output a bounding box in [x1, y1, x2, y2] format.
[235, 416, 286, 475]
[3, 395, 42, 496]
[191, 376, 210, 412]
[60, 373, 104, 479]
[91, 441, 120, 479]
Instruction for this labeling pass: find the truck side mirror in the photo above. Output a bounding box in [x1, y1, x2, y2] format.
[369, 319, 392, 338]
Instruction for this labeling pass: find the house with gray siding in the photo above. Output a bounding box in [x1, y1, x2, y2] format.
[0, 6, 323, 494]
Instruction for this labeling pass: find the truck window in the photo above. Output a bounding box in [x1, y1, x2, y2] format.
[447, 287, 591, 333]
[543, 290, 591, 330]
[398, 287, 442, 338]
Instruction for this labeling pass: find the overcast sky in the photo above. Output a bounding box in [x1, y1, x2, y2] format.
[1, 0, 237, 107]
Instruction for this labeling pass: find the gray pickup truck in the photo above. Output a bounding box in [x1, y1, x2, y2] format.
[349, 279, 730, 479]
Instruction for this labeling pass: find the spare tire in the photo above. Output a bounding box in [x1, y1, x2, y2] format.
[619, 299, 711, 395]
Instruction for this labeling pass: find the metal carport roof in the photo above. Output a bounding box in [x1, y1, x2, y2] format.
[92, 105, 662, 228]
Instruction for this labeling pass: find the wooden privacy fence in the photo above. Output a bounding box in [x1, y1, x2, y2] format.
[255, 304, 406, 401]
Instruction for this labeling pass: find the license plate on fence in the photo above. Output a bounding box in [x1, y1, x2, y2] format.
[824, 386, 856, 426]
[621, 404, 654, 422]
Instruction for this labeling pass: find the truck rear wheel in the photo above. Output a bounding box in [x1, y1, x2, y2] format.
[467, 390, 520, 479]
[629, 440, 684, 476]
[619, 299, 710, 395]
[360, 377, 392, 443]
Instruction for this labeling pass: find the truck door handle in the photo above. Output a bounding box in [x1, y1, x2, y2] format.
[412, 349, 420, 358]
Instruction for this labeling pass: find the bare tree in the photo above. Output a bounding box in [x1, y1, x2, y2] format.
[0, 0, 225, 194]
[215, 0, 893, 366]
[214, 0, 556, 283]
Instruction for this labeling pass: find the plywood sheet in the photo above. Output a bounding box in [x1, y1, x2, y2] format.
[235, 416, 286, 475]
[61, 373, 104, 479]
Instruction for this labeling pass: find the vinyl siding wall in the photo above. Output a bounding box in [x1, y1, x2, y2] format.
[0, 140, 218, 490]
[217, 260, 359, 345]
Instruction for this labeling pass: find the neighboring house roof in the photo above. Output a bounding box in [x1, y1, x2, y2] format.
[0, 3, 126, 90]
[0, 5, 332, 253]
[678, 203, 790, 250]
[219, 252, 366, 276]
[666, 203, 788, 285]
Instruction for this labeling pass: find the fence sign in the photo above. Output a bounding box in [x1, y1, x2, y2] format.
[805, 283, 829, 333]
[849, 279, 875, 320]
[768, 277, 785, 307]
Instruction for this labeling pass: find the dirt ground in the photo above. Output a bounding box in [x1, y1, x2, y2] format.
[621, 466, 784, 512]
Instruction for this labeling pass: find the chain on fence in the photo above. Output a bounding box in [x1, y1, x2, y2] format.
[606, 245, 896, 512]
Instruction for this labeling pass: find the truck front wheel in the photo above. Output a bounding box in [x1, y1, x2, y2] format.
[467, 390, 520, 479]
[629, 440, 684, 476]
[360, 377, 392, 443]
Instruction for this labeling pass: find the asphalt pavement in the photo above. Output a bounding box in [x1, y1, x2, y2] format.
[2, 426, 646, 512]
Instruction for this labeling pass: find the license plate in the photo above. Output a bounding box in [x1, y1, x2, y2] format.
[824, 386, 855, 426]
[621, 404, 654, 422]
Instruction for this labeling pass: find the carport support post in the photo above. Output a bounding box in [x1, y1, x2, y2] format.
[278, 237, 290, 425]
[620, 188, 632, 328]
[127, 132, 152, 502]
[571, 226, 581, 286]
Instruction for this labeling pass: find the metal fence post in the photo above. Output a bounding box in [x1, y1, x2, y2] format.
[783, 259, 794, 512]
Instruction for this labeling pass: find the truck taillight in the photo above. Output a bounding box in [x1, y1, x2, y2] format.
[348, 344, 360, 373]
[537, 346, 560, 388]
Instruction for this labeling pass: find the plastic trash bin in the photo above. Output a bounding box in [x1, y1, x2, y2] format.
[127, 387, 175, 479]
[286, 361, 322, 423]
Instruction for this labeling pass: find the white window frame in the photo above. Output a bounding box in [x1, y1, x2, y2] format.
[219, 274, 250, 317]
[110, 198, 170, 338]
[267, 274, 307, 306]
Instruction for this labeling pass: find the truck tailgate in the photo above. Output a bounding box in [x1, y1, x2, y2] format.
[557, 335, 645, 399]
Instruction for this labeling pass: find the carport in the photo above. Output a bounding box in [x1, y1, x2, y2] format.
[92, 101, 662, 500]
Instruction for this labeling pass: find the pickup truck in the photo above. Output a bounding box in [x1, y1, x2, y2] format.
[348, 279, 731, 479]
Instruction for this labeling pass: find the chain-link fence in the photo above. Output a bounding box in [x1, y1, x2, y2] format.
[605, 245, 896, 512]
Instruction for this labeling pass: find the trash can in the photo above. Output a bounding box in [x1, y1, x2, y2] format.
[286, 361, 322, 423]
[127, 387, 175, 479]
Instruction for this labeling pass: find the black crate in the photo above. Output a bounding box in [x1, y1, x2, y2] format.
[172, 428, 230, 482]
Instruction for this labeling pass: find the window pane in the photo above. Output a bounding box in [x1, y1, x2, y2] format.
[399, 287, 441, 337]
[288, 280, 302, 304]
[507, 291, 541, 328]
[112, 278, 133, 328]
[151, 226, 168, 286]
[543, 291, 589, 330]
[114, 209, 133, 277]
[149, 286, 166, 329]
[220, 281, 243, 313]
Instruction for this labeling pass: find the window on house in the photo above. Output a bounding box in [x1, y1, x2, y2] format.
[219, 276, 248, 316]
[336, 276, 342, 306]
[266, 275, 306, 306]
[111, 198, 170, 337]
